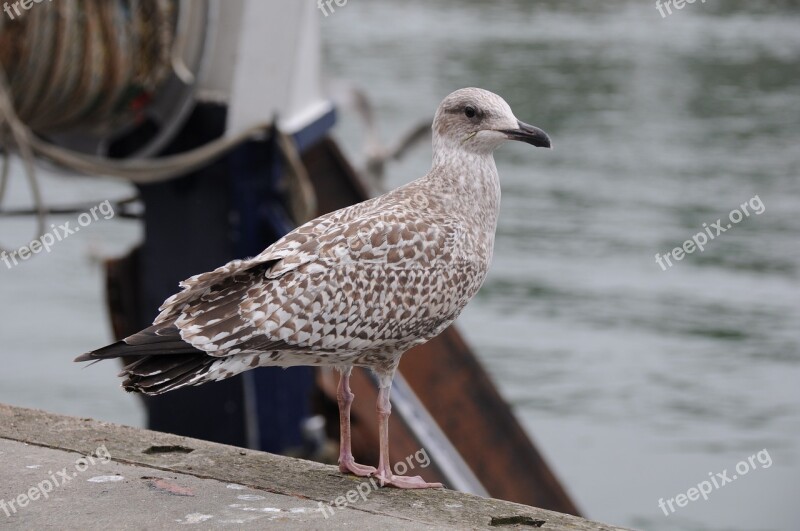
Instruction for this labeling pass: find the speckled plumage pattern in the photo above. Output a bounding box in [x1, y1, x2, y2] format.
[77, 88, 551, 488]
[150, 160, 498, 386]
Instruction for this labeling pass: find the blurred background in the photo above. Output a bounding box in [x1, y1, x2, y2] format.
[1, 1, 798, 530]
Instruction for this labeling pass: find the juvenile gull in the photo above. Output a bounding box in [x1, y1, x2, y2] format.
[75, 87, 551, 489]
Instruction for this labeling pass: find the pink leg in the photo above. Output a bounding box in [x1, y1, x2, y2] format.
[337, 368, 376, 477]
[374, 381, 443, 489]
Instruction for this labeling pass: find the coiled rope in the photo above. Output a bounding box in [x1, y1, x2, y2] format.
[0, 0, 316, 256]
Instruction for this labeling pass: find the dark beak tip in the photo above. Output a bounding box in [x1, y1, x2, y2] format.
[538, 136, 553, 150]
[504, 120, 552, 149]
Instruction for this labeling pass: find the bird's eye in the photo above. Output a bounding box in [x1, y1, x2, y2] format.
[464, 106, 476, 118]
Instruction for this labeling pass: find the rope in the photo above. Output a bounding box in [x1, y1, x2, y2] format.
[276, 128, 317, 224]
[0, 66, 45, 254]
[0, 0, 179, 254]
[0, 0, 317, 256]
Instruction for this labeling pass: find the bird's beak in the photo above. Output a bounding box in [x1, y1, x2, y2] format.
[501, 120, 552, 148]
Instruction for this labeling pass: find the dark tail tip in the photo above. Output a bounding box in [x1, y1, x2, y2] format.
[74, 352, 93, 362]
[74, 340, 129, 363]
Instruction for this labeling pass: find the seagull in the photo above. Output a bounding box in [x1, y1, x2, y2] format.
[75, 87, 551, 489]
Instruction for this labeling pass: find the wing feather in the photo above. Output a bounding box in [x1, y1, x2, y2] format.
[152, 202, 468, 360]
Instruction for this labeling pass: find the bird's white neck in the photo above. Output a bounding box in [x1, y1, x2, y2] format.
[429, 144, 501, 209]
[426, 144, 501, 259]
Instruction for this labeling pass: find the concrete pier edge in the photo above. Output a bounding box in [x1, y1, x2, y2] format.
[0, 403, 629, 530]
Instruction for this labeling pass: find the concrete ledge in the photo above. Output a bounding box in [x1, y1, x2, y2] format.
[0, 404, 629, 530]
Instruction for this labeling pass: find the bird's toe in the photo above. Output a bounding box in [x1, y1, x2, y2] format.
[339, 458, 377, 477]
[376, 473, 443, 489]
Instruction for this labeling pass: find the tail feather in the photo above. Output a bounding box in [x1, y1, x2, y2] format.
[75, 323, 221, 395]
[122, 354, 217, 394]
[74, 324, 202, 362]
[122, 352, 201, 378]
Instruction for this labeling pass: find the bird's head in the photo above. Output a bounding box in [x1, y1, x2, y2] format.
[432, 87, 551, 156]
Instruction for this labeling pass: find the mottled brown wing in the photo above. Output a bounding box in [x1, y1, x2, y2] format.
[235, 214, 475, 353]
[159, 214, 468, 358]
